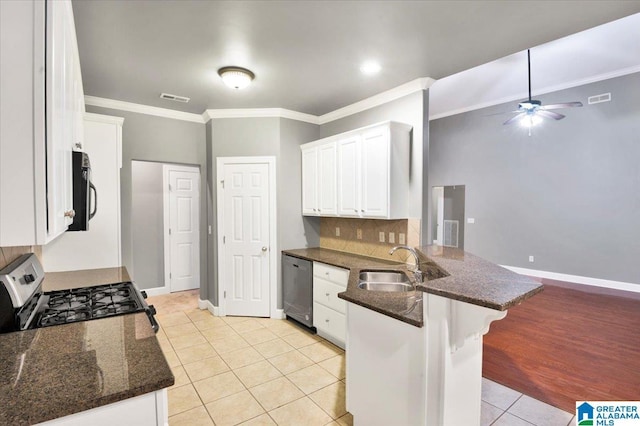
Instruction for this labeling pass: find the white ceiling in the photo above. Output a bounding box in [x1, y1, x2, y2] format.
[72, 1, 640, 116]
[429, 13, 640, 119]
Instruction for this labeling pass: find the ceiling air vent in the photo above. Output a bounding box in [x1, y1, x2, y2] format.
[588, 93, 611, 105]
[160, 93, 190, 103]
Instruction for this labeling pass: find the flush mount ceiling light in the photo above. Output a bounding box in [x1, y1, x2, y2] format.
[218, 66, 255, 89]
[360, 61, 381, 75]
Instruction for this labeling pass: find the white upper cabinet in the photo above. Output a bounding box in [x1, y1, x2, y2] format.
[0, 0, 84, 245]
[301, 142, 337, 216]
[337, 135, 361, 217]
[301, 146, 319, 215]
[302, 121, 411, 219]
[317, 142, 337, 216]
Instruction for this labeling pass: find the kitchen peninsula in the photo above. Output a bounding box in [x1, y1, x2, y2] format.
[283, 246, 542, 426]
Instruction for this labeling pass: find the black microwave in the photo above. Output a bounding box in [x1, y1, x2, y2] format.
[69, 151, 97, 231]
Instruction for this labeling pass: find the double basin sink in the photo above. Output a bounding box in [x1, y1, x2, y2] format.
[357, 270, 414, 293]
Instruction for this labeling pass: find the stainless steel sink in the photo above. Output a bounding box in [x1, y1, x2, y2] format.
[357, 270, 413, 292]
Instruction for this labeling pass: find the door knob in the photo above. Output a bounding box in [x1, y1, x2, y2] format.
[262, 247, 268, 252]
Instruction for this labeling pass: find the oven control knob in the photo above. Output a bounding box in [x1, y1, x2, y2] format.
[140, 290, 148, 299]
[148, 305, 157, 315]
[23, 274, 35, 284]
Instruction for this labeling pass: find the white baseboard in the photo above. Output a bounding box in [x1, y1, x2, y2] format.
[500, 265, 640, 294]
[143, 286, 170, 297]
[198, 299, 221, 316]
[271, 309, 285, 320]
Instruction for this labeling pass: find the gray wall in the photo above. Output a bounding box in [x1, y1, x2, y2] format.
[86, 105, 207, 290]
[206, 117, 320, 307]
[131, 161, 164, 289]
[429, 72, 640, 284]
[319, 91, 427, 222]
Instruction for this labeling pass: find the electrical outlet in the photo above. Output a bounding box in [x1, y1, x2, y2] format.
[335, 227, 340, 237]
[467, 218, 475, 224]
[379, 232, 385, 243]
[399, 233, 406, 245]
[529, 255, 534, 263]
[356, 229, 362, 240]
[388, 232, 395, 244]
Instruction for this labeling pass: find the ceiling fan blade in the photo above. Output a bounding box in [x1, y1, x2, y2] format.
[541, 102, 583, 110]
[537, 110, 565, 120]
[503, 113, 526, 125]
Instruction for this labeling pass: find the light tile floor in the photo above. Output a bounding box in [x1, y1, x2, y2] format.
[149, 291, 575, 426]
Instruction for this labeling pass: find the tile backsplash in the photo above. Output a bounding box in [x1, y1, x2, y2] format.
[0, 246, 41, 269]
[320, 217, 421, 262]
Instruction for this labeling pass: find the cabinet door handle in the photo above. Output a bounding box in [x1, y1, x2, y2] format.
[325, 292, 330, 296]
[325, 319, 330, 323]
[361, 209, 365, 212]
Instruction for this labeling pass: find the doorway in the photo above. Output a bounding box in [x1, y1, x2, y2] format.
[432, 185, 465, 249]
[217, 156, 277, 318]
[162, 164, 201, 293]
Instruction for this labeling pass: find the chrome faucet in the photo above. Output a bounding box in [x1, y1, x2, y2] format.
[389, 245, 423, 283]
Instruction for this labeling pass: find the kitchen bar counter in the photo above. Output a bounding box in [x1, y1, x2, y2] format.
[414, 245, 543, 310]
[0, 268, 174, 425]
[284, 246, 543, 327]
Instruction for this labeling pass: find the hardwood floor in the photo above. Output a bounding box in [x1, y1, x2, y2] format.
[483, 280, 640, 413]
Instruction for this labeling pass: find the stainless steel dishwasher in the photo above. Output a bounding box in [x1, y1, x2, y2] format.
[282, 254, 313, 328]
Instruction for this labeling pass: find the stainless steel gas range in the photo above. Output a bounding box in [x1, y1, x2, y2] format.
[0, 254, 158, 334]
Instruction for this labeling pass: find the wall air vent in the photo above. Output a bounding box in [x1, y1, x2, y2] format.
[588, 93, 611, 105]
[443, 220, 459, 248]
[160, 93, 190, 103]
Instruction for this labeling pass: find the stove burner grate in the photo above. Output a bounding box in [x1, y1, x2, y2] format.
[36, 282, 144, 328]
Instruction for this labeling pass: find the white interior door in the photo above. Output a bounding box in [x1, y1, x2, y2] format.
[166, 166, 200, 292]
[220, 161, 271, 317]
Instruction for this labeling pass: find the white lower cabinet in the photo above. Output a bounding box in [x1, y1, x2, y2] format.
[346, 302, 425, 426]
[37, 389, 168, 426]
[313, 262, 348, 349]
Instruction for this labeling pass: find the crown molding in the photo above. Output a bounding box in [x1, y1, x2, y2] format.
[84, 112, 124, 125]
[84, 96, 205, 123]
[84, 76, 436, 126]
[202, 108, 319, 124]
[318, 77, 436, 125]
[429, 65, 640, 121]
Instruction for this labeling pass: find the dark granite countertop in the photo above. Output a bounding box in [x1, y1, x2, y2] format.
[414, 246, 544, 311]
[283, 248, 424, 327]
[0, 268, 174, 425]
[283, 246, 543, 328]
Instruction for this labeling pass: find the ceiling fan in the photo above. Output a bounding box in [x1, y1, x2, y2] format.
[504, 49, 583, 133]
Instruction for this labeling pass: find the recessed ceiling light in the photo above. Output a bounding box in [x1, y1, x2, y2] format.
[360, 61, 381, 75]
[218, 66, 255, 89]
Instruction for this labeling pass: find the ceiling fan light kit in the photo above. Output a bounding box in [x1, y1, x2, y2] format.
[504, 49, 583, 135]
[218, 66, 255, 89]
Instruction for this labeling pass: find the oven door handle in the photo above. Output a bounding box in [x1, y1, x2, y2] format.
[89, 182, 98, 220]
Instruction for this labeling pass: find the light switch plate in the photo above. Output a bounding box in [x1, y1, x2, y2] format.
[529, 255, 534, 262]
[335, 227, 340, 237]
[467, 218, 475, 224]
[379, 232, 385, 243]
[356, 229, 362, 240]
[388, 232, 395, 244]
[399, 233, 406, 245]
